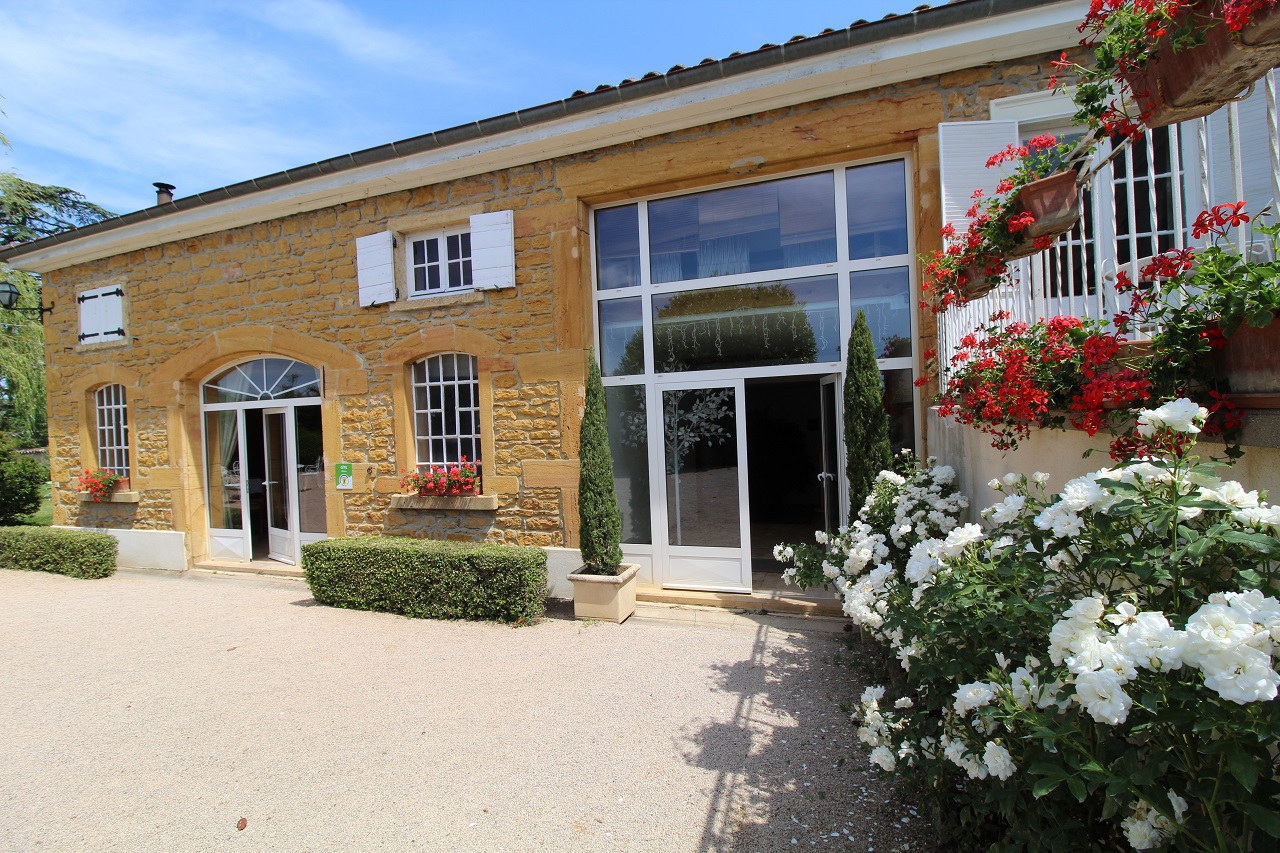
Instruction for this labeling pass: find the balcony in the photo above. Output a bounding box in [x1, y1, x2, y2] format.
[936, 70, 1280, 371]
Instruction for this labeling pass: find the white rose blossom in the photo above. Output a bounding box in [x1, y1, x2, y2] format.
[953, 681, 996, 716]
[1074, 669, 1133, 725]
[983, 741, 1016, 781]
[1134, 397, 1208, 437]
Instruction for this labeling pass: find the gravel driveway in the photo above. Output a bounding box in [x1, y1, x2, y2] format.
[0, 568, 927, 852]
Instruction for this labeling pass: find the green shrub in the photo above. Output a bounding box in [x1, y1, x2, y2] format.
[302, 537, 547, 624]
[786, 405, 1280, 851]
[0, 526, 117, 578]
[0, 449, 47, 524]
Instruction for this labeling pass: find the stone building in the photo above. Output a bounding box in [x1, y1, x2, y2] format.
[2, 0, 1092, 593]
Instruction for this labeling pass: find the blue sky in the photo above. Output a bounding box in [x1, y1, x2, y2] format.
[0, 0, 914, 216]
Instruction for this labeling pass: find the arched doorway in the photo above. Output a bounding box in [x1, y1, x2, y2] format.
[201, 357, 326, 565]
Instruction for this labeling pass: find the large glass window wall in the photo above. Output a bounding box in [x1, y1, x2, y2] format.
[592, 161, 918, 547]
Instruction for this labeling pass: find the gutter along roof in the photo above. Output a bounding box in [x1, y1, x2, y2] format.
[0, 0, 1085, 273]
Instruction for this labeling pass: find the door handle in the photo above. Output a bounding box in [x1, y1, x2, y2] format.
[816, 472, 834, 482]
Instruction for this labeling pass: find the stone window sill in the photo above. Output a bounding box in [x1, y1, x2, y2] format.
[389, 291, 484, 312]
[74, 337, 132, 354]
[77, 490, 140, 504]
[390, 493, 498, 511]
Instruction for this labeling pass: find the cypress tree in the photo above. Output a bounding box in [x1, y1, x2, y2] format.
[845, 309, 893, 523]
[577, 347, 623, 573]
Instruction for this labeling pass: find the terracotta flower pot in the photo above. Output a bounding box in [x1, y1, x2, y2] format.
[1003, 170, 1081, 259]
[1015, 170, 1080, 240]
[962, 264, 996, 300]
[1124, 1, 1280, 128]
[1213, 319, 1280, 395]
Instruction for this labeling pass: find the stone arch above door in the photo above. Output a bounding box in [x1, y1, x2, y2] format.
[145, 326, 366, 399]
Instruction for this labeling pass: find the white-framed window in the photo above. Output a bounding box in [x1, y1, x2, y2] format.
[406, 229, 473, 296]
[94, 384, 130, 476]
[356, 212, 515, 307]
[411, 353, 481, 470]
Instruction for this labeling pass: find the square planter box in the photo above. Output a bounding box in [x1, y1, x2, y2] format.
[566, 563, 640, 623]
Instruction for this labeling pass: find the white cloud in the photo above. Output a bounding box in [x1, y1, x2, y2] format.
[0, 0, 486, 213]
[0, 1, 337, 210]
[240, 0, 467, 80]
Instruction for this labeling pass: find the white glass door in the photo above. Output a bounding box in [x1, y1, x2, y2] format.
[656, 379, 751, 592]
[204, 409, 250, 561]
[819, 374, 843, 532]
[263, 408, 296, 563]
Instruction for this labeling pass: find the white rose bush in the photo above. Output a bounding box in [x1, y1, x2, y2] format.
[775, 402, 1280, 851]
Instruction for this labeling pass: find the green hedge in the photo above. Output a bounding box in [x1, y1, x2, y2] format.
[0, 527, 118, 579]
[302, 537, 547, 624]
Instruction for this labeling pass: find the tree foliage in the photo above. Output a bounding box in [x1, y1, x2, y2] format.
[0, 444, 46, 524]
[0, 172, 113, 245]
[0, 168, 112, 448]
[844, 309, 892, 522]
[578, 348, 623, 573]
[0, 269, 47, 446]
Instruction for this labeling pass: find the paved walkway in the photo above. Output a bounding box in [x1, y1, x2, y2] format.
[0, 568, 926, 852]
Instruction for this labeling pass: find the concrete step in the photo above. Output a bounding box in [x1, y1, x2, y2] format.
[636, 585, 844, 617]
[192, 560, 304, 579]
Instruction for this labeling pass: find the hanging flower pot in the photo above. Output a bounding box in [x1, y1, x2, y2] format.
[1124, 1, 1280, 128]
[962, 264, 996, 300]
[1017, 170, 1081, 239]
[1003, 169, 1081, 260]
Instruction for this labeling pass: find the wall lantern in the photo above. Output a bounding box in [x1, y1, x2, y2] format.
[0, 279, 54, 324]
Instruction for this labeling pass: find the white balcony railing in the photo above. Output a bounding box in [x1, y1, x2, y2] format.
[937, 71, 1280, 375]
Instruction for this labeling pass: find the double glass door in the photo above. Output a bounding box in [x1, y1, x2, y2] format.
[205, 403, 326, 565]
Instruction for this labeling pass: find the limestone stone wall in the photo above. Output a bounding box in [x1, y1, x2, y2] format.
[42, 49, 1060, 565]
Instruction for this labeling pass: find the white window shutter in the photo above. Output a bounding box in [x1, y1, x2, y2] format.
[938, 120, 1021, 233]
[99, 289, 125, 342]
[469, 210, 515, 290]
[356, 230, 396, 307]
[77, 285, 124, 344]
[78, 288, 100, 343]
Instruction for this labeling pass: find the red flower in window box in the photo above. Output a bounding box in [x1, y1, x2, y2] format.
[926, 312, 1149, 451]
[399, 457, 481, 497]
[78, 468, 123, 502]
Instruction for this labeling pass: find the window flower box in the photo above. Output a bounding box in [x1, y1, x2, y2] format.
[390, 493, 498, 511]
[399, 459, 480, 500]
[76, 469, 132, 502]
[1213, 316, 1280, 395]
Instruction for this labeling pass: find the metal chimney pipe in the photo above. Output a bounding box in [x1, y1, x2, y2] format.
[153, 182, 176, 205]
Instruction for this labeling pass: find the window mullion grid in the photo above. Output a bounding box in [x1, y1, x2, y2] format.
[449, 353, 463, 464]
[637, 200, 655, 378]
[95, 385, 129, 477]
[834, 167, 853, 363]
[413, 354, 482, 472]
[463, 359, 479, 468]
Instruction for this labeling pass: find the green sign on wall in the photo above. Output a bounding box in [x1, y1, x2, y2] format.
[335, 463, 353, 490]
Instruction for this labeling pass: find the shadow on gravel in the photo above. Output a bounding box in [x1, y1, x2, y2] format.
[289, 598, 319, 607]
[681, 623, 930, 852]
